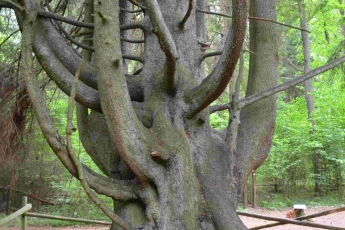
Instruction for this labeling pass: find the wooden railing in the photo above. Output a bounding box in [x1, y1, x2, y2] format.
[1, 196, 345, 230]
[0, 197, 32, 229]
[0, 196, 111, 230]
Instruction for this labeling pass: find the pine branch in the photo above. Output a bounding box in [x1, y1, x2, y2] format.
[144, 0, 178, 91]
[187, 0, 247, 118]
[66, 64, 134, 230]
[179, 0, 193, 29]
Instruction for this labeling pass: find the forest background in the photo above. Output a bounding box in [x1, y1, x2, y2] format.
[0, 0, 345, 226]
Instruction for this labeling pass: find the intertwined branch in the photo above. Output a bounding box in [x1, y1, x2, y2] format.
[21, 0, 138, 202]
[66, 64, 134, 230]
[187, 0, 247, 117]
[144, 0, 178, 91]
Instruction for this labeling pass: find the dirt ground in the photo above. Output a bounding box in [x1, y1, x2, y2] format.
[0, 206, 344, 229]
[240, 206, 345, 229]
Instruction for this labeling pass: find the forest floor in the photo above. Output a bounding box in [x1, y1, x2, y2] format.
[240, 206, 344, 229]
[0, 206, 344, 230]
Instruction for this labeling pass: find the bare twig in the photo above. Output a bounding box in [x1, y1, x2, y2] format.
[197, 8, 232, 18]
[179, 0, 193, 29]
[120, 7, 142, 13]
[120, 21, 146, 30]
[121, 37, 145, 43]
[0, 29, 19, 48]
[0, 0, 24, 13]
[200, 51, 222, 62]
[75, 36, 145, 44]
[122, 54, 143, 63]
[249, 16, 310, 33]
[196, 8, 310, 33]
[66, 64, 134, 230]
[56, 22, 95, 51]
[72, 30, 93, 38]
[210, 58, 345, 114]
[238, 56, 345, 108]
[286, 56, 302, 71]
[209, 104, 229, 114]
[38, 9, 94, 28]
[44, 0, 94, 52]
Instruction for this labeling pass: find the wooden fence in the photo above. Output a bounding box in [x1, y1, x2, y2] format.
[1, 196, 345, 229]
[0, 196, 111, 230]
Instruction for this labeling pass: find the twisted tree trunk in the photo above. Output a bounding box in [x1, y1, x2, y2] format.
[8, 0, 341, 229]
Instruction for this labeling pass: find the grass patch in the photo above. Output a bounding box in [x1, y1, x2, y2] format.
[256, 188, 345, 210]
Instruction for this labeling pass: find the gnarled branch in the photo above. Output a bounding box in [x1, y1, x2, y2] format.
[144, 0, 178, 91]
[38, 9, 94, 28]
[120, 7, 142, 13]
[32, 17, 143, 104]
[94, 0, 154, 187]
[187, 0, 247, 117]
[209, 104, 229, 114]
[0, 0, 24, 13]
[128, 0, 146, 10]
[123, 54, 144, 63]
[121, 37, 145, 43]
[179, 0, 193, 29]
[22, 0, 137, 202]
[66, 65, 134, 230]
[120, 20, 147, 31]
[200, 51, 222, 62]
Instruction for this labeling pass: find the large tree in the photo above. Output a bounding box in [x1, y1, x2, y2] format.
[1, 0, 345, 229]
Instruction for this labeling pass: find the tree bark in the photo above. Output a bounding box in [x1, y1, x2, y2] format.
[298, 0, 321, 195]
[236, 0, 278, 185]
[9, 0, 300, 229]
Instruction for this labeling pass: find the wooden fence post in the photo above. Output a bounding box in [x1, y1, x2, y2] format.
[252, 170, 257, 208]
[21, 196, 27, 230]
[243, 182, 248, 209]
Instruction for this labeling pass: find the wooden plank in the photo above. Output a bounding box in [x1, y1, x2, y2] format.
[243, 182, 248, 209]
[25, 212, 112, 225]
[237, 211, 345, 230]
[0, 204, 32, 227]
[248, 206, 345, 230]
[252, 170, 257, 208]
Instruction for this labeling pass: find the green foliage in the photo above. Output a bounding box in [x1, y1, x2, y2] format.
[258, 191, 343, 210]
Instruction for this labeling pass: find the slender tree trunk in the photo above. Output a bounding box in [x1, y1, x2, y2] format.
[298, 0, 321, 195]
[236, 0, 278, 184]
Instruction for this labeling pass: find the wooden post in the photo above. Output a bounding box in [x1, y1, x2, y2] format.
[243, 182, 248, 209]
[252, 170, 257, 208]
[21, 196, 27, 230]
